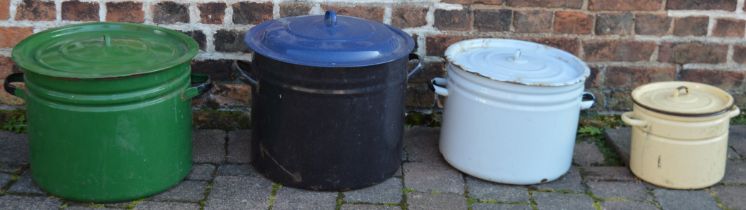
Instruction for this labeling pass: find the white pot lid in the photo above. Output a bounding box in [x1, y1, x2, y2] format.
[444, 39, 590, 86]
[632, 81, 734, 116]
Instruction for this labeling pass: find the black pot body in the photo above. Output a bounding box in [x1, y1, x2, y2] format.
[250, 54, 407, 191]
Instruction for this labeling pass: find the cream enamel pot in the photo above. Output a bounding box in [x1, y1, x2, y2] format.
[622, 81, 740, 189]
[431, 39, 593, 185]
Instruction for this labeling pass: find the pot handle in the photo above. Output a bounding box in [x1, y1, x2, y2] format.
[183, 73, 213, 99]
[728, 106, 741, 118]
[407, 53, 423, 79]
[621, 112, 648, 128]
[430, 77, 448, 96]
[580, 92, 595, 110]
[233, 60, 258, 87]
[3, 73, 26, 99]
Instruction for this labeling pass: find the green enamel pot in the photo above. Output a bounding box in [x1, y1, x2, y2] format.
[4, 22, 211, 202]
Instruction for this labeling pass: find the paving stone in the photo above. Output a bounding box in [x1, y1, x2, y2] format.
[403, 161, 464, 194]
[134, 201, 200, 210]
[0, 131, 28, 165]
[731, 125, 746, 157]
[534, 167, 584, 192]
[341, 204, 401, 210]
[0, 173, 12, 187]
[573, 141, 605, 166]
[587, 181, 651, 202]
[728, 147, 741, 159]
[151, 180, 207, 202]
[0, 195, 60, 210]
[466, 176, 529, 203]
[604, 127, 631, 164]
[712, 185, 746, 210]
[601, 201, 658, 210]
[0, 163, 23, 174]
[193, 130, 226, 164]
[205, 176, 273, 210]
[471, 203, 532, 210]
[272, 187, 337, 210]
[8, 171, 44, 195]
[403, 127, 441, 162]
[407, 192, 467, 210]
[227, 130, 251, 163]
[582, 166, 636, 182]
[344, 177, 402, 204]
[216, 164, 257, 176]
[187, 164, 215, 181]
[653, 189, 719, 210]
[532, 192, 595, 210]
[723, 160, 746, 184]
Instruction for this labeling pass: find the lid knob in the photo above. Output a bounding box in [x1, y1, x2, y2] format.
[510, 49, 527, 64]
[673, 86, 689, 97]
[324, 10, 337, 27]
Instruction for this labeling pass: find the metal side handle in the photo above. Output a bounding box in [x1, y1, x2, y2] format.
[580, 92, 595, 110]
[621, 112, 649, 128]
[233, 60, 258, 87]
[3, 73, 26, 99]
[430, 77, 448, 96]
[183, 73, 213, 100]
[407, 53, 423, 79]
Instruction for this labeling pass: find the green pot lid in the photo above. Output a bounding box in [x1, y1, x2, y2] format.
[12, 22, 198, 79]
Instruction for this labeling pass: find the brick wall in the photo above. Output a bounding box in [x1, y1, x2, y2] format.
[1, 0, 746, 113]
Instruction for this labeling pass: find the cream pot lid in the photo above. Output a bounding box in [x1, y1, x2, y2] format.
[632, 81, 734, 116]
[444, 39, 589, 86]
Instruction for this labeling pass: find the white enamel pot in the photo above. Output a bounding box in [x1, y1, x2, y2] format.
[432, 39, 593, 185]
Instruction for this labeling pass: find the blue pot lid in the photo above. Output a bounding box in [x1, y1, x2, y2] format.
[244, 11, 415, 67]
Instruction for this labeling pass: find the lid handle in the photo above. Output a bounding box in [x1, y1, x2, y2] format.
[674, 86, 689, 97]
[103, 34, 111, 47]
[510, 49, 527, 64]
[324, 10, 337, 27]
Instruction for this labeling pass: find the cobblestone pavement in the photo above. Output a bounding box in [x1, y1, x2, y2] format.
[0, 126, 744, 210]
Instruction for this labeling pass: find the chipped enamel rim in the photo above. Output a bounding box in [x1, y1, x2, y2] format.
[444, 39, 590, 87]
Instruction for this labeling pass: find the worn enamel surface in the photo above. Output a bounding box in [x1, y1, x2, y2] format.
[435, 38, 592, 185]
[444, 39, 589, 87]
[623, 82, 740, 189]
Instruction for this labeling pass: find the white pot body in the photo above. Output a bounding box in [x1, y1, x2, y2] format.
[438, 63, 587, 185]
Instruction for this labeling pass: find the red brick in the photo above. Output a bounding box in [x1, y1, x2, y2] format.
[106, 2, 143, 22]
[513, 10, 553, 33]
[16, 0, 55, 21]
[521, 37, 580, 56]
[595, 13, 634, 35]
[713, 19, 745, 37]
[553, 11, 592, 34]
[0, 0, 9, 20]
[733, 45, 746, 64]
[62, 1, 99, 21]
[474, 9, 511, 32]
[673, 16, 709, 36]
[322, 5, 384, 22]
[635, 14, 671, 35]
[658, 42, 728, 64]
[434, 9, 472, 31]
[426, 35, 474, 56]
[0, 56, 13, 78]
[233, 2, 273, 24]
[506, 0, 583, 9]
[0, 27, 33, 48]
[583, 40, 656, 62]
[441, 0, 504, 4]
[604, 66, 676, 89]
[589, 0, 663, 11]
[587, 66, 603, 88]
[153, 1, 189, 24]
[392, 5, 428, 28]
[680, 69, 744, 90]
[667, 0, 737, 11]
[198, 3, 226, 24]
[280, 2, 312, 17]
